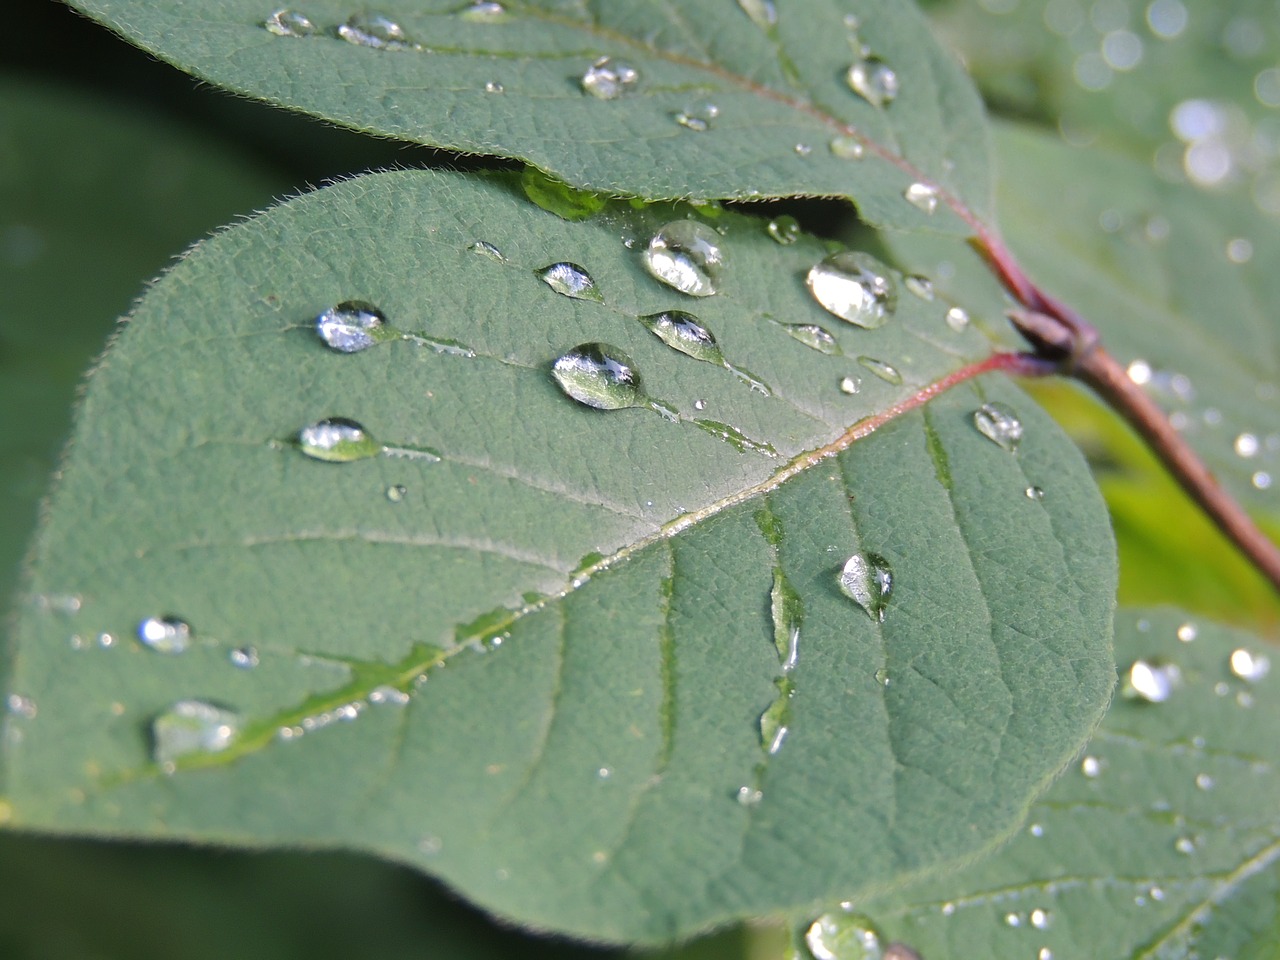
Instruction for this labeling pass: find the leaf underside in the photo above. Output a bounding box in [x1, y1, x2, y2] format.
[2, 169, 1114, 942]
[67, 0, 990, 234]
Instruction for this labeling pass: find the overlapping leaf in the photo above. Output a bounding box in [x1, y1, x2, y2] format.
[2, 169, 1114, 941]
[66, 0, 989, 233]
[847, 608, 1280, 960]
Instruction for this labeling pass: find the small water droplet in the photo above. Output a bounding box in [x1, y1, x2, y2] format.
[1226, 237, 1254, 263]
[152, 700, 240, 768]
[1175, 835, 1198, 855]
[829, 135, 866, 159]
[1124, 658, 1181, 703]
[638, 310, 724, 364]
[736, 785, 763, 806]
[806, 252, 897, 328]
[1038, 950, 1054, 960]
[338, 13, 413, 49]
[1004, 912, 1022, 927]
[1025, 486, 1045, 501]
[1235, 432, 1260, 458]
[484, 80, 504, 93]
[736, 0, 777, 29]
[580, 56, 639, 99]
[385, 484, 408, 503]
[945, 306, 970, 332]
[368, 685, 411, 706]
[903, 182, 940, 215]
[1127, 359, 1154, 384]
[264, 9, 317, 36]
[467, 240, 505, 261]
[693, 398, 708, 411]
[839, 375, 861, 395]
[315, 300, 392, 353]
[137, 616, 192, 655]
[759, 680, 794, 755]
[838, 553, 894, 622]
[973, 402, 1023, 452]
[1230, 648, 1270, 681]
[904, 275, 934, 300]
[6, 694, 36, 719]
[857, 356, 902, 385]
[874, 667, 891, 687]
[229, 646, 259, 669]
[537, 262, 603, 302]
[692, 420, 777, 457]
[1195, 773, 1215, 790]
[1029, 822, 1045, 837]
[552, 343, 643, 410]
[458, 0, 506, 21]
[773, 321, 843, 356]
[1177, 622, 1197, 642]
[296, 417, 382, 463]
[805, 911, 883, 960]
[941, 901, 957, 916]
[846, 56, 899, 107]
[1081, 755, 1103, 778]
[1254, 471, 1274, 490]
[674, 103, 719, 131]
[642, 220, 725, 296]
[767, 215, 801, 245]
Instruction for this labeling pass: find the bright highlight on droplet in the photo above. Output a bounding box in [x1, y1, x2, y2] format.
[642, 221, 725, 297]
[137, 616, 193, 655]
[806, 252, 897, 328]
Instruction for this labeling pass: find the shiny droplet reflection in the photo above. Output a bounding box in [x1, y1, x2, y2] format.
[296, 418, 382, 462]
[838, 553, 894, 622]
[638, 311, 724, 365]
[846, 56, 899, 107]
[315, 300, 392, 353]
[973, 402, 1023, 452]
[1124, 659, 1180, 703]
[580, 56, 639, 99]
[338, 13, 413, 49]
[552, 343, 643, 410]
[537, 262, 604, 302]
[152, 700, 241, 768]
[642, 221, 725, 296]
[806, 252, 897, 328]
[264, 9, 317, 36]
[137, 616, 192, 655]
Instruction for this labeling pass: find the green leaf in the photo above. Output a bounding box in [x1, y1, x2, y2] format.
[887, 122, 1280, 511]
[0, 77, 287, 621]
[848, 608, 1280, 960]
[2, 168, 1114, 942]
[66, 0, 990, 233]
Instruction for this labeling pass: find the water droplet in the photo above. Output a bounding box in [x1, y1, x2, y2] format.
[338, 13, 413, 49]
[857, 356, 902, 385]
[805, 910, 883, 960]
[1038, 950, 1054, 960]
[580, 56, 639, 99]
[759, 678, 794, 755]
[693, 399, 708, 411]
[1029, 822, 1045, 837]
[152, 700, 240, 768]
[839, 375, 861, 395]
[1227, 238, 1253, 263]
[1124, 659, 1181, 703]
[773, 321, 843, 356]
[806, 252, 897, 328]
[137, 616, 192, 655]
[552, 343, 643, 410]
[973, 402, 1023, 452]
[458, 0, 506, 21]
[229, 646, 259, 669]
[264, 9, 317, 37]
[874, 667, 891, 687]
[296, 418, 382, 463]
[1254, 471, 1274, 490]
[829, 135, 866, 159]
[1004, 912, 1022, 927]
[846, 56, 899, 107]
[1195, 773, 1215, 790]
[315, 300, 392, 353]
[736, 0, 777, 29]
[674, 103, 719, 131]
[596, 766, 612, 779]
[1235, 432, 1260, 458]
[692, 420, 777, 457]
[1025, 486, 1045, 501]
[386, 484, 408, 502]
[904, 182, 940, 215]
[642, 221, 725, 297]
[941, 901, 957, 916]
[794, 143, 813, 157]
[1177, 622, 1197, 642]
[484, 80, 504, 93]
[468, 240, 505, 261]
[6, 694, 36, 719]
[736, 785, 763, 806]
[1175, 835, 1198, 855]
[945, 306, 970, 332]
[1081, 755, 1103, 778]
[771, 570, 802, 671]
[838, 553, 894, 622]
[904, 275, 934, 300]
[767, 215, 801, 245]
[1230, 648, 1270, 681]
[368, 685, 411, 706]
[638, 310, 724, 365]
[536, 262, 603, 302]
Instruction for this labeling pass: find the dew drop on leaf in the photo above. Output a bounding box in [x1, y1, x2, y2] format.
[857, 356, 902, 385]
[369, 685, 411, 706]
[1176, 622, 1197, 642]
[674, 103, 719, 132]
[945, 306, 970, 332]
[296, 417, 382, 463]
[903, 182, 940, 215]
[6, 694, 37, 719]
[1025, 486, 1045, 501]
[580, 56, 639, 99]
[973, 402, 1024, 452]
[457, 0, 506, 21]
[805, 909, 883, 960]
[1123, 659, 1180, 703]
[642, 221, 725, 297]
[829, 136, 866, 160]
[846, 56, 899, 107]
[152, 700, 240, 768]
[904, 275, 934, 300]
[386, 484, 408, 502]
[794, 143, 813, 156]
[536, 262, 603, 302]
[839, 376, 861, 395]
[1230, 648, 1271, 681]
[736, 0, 777, 30]
[1080, 755, 1103, 778]
[315, 300, 392, 353]
[1234, 432, 1260, 458]
[229, 646, 259, 669]
[467, 240, 505, 261]
[806, 252, 897, 328]
[136, 616, 192, 655]
[637, 311, 725, 365]
[838, 553, 894, 622]
[338, 13, 412, 49]
[263, 9, 317, 36]
[552, 343, 644, 410]
[691, 420, 778, 456]
[758, 678, 794, 755]
[1030, 908, 1051, 930]
[736, 786, 763, 806]
[766, 215, 801, 245]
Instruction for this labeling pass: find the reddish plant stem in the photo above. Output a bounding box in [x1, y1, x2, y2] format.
[974, 232, 1280, 596]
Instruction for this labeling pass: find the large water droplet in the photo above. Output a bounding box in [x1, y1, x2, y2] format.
[829, 135, 866, 160]
[1230, 648, 1271, 681]
[1123, 658, 1180, 703]
[296, 417, 382, 463]
[315, 300, 393, 353]
[580, 56, 639, 99]
[846, 56, 899, 107]
[458, 0, 507, 20]
[838, 553, 894, 622]
[152, 700, 240, 768]
[806, 252, 897, 328]
[537, 262, 604, 302]
[638, 311, 725, 365]
[973, 402, 1023, 452]
[773, 320, 843, 356]
[264, 9, 317, 36]
[642, 221, 725, 297]
[767, 215, 801, 245]
[903, 182, 940, 215]
[137, 616, 193, 655]
[338, 13, 413, 49]
[552, 343, 643, 410]
[737, 0, 777, 29]
[805, 909, 884, 960]
[856, 357, 901, 385]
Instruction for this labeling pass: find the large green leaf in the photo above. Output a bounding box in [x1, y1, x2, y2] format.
[886, 122, 1280, 511]
[840, 608, 1280, 960]
[65, 0, 990, 234]
[1, 168, 1114, 942]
